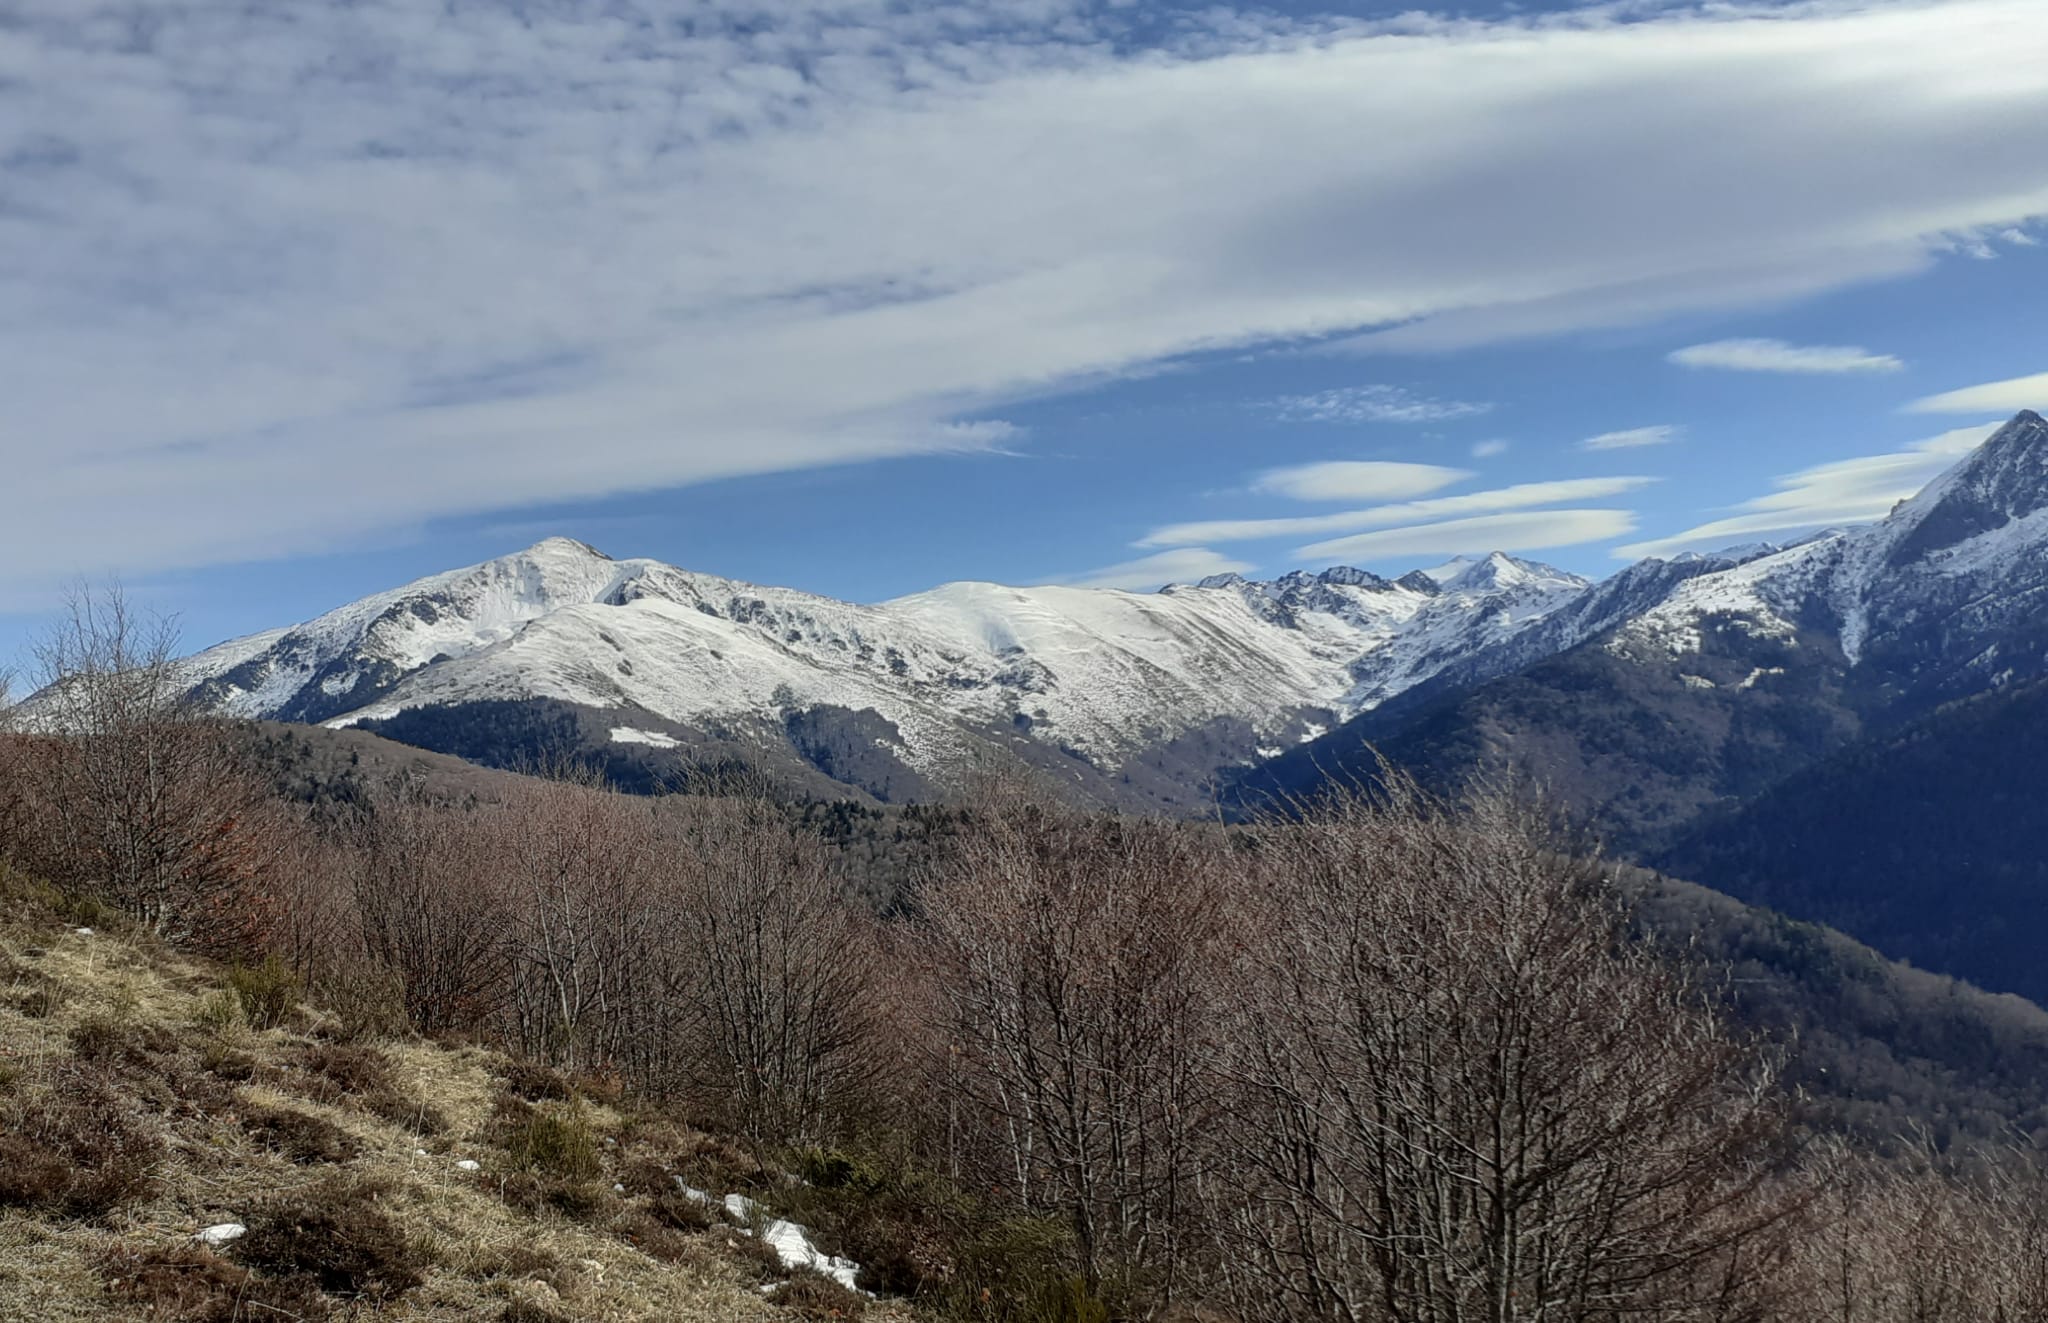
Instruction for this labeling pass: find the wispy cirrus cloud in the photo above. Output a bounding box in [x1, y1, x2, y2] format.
[1266, 386, 1491, 425]
[1140, 476, 1658, 547]
[1615, 422, 2002, 559]
[1669, 338, 1903, 374]
[1906, 371, 2048, 414]
[1581, 426, 1683, 451]
[1046, 547, 1254, 591]
[1471, 439, 1511, 459]
[1250, 461, 1470, 503]
[3, 0, 2048, 600]
[1297, 510, 1639, 562]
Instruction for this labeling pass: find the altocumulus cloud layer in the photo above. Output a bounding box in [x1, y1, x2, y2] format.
[4, 0, 2048, 598]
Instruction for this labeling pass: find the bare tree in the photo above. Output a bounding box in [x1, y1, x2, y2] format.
[16, 584, 285, 950]
[920, 790, 1239, 1304]
[0, 668, 26, 860]
[1212, 779, 1798, 1323]
[496, 775, 661, 1074]
[1784, 1136, 2048, 1323]
[651, 795, 884, 1149]
[353, 788, 516, 1035]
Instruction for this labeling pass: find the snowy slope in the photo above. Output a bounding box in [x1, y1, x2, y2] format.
[181, 540, 1588, 784]
[1606, 410, 2048, 701]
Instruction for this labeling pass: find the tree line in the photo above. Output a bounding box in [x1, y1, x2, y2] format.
[4, 589, 2048, 1321]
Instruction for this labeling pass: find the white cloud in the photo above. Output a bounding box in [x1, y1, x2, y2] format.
[1298, 510, 1638, 562]
[1615, 422, 2002, 559]
[4, 0, 2048, 598]
[1048, 547, 1255, 591]
[1471, 439, 1510, 459]
[1141, 476, 1657, 546]
[1668, 338, 1903, 374]
[1251, 461, 1470, 503]
[1581, 426, 1683, 451]
[1268, 385, 1491, 424]
[1905, 372, 2048, 414]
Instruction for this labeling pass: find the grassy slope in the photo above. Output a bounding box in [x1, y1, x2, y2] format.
[0, 870, 899, 1323]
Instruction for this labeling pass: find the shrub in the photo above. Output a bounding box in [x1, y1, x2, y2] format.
[613, 1210, 702, 1264]
[672, 1130, 762, 1193]
[293, 1041, 394, 1098]
[364, 1087, 450, 1136]
[240, 1104, 359, 1165]
[15, 980, 59, 1019]
[648, 1188, 717, 1233]
[500, 1057, 576, 1103]
[494, 1170, 612, 1225]
[498, 1300, 574, 1323]
[0, 1061, 162, 1218]
[101, 1242, 331, 1323]
[201, 1042, 256, 1082]
[193, 988, 245, 1038]
[721, 1226, 792, 1285]
[68, 1013, 172, 1065]
[461, 1241, 574, 1291]
[227, 954, 302, 1030]
[766, 1267, 869, 1319]
[285, 1040, 443, 1132]
[764, 1146, 975, 1297]
[58, 893, 119, 933]
[500, 1104, 602, 1182]
[310, 961, 410, 1043]
[941, 1218, 1104, 1323]
[795, 1146, 888, 1195]
[234, 1174, 427, 1299]
[0, 1134, 71, 1208]
[616, 1157, 678, 1199]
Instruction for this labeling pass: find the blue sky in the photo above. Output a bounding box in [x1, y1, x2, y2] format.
[2, 0, 2046, 675]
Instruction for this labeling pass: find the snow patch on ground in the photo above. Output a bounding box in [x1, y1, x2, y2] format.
[610, 726, 681, 749]
[675, 1181, 864, 1291]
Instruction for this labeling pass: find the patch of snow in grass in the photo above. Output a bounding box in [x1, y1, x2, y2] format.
[675, 1179, 865, 1291]
[610, 726, 681, 749]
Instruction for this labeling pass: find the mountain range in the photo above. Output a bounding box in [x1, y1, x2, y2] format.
[175, 409, 2048, 999]
[179, 536, 1592, 808]
[1238, 409, 2048, 838]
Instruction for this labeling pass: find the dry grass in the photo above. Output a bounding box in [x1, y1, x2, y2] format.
[0, 888, 917, 1323]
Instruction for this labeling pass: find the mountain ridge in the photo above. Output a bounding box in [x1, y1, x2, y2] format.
[1231, 409, 2048, 854]
[177, 540, 1590, 805]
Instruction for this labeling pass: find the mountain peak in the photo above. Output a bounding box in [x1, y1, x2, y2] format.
[521, 536, 613, 563]
[1314, 565, 1390, 589]
[1434, 551, 1587, 594]
[1886, 410, 2048, 566]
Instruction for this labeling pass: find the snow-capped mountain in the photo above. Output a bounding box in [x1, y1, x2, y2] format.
[1607, 409, 2048, 707]
[182, 410, 2048, 809]
[1242, 409, 2048, 841]
[181, 539, 1586, 802]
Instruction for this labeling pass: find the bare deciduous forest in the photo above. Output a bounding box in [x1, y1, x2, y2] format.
[5, 594, 2048, 1322]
